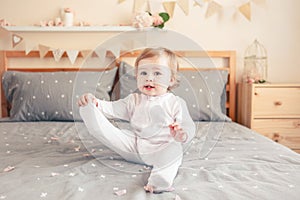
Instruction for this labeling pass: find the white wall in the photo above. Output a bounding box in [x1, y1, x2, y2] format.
[1, 0, 299, 82]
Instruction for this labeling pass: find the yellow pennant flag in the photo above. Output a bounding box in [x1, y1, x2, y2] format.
[177, 0, 189, 15]
[163, 1, 176, 17]
[205, 0, 222, 18]
[239, 2, 251, 21]
[118, 0, 126, 3]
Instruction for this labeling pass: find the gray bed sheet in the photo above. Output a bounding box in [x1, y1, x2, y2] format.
[0, 121, 300, 200]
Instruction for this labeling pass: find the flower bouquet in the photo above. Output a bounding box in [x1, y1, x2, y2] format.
[132, 11, 170, 29]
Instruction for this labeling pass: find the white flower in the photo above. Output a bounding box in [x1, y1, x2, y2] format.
[132, 12, 154, 28]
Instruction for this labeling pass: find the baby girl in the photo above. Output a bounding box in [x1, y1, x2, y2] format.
[78, 47, 195, 193]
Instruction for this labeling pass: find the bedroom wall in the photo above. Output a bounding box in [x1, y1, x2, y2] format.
[0, 0, 299, 83]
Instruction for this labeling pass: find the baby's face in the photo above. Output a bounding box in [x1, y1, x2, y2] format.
[136, 56, 174, 96]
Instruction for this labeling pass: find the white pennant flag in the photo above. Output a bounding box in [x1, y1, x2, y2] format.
[108, 45, 120, 59]
[38, 44, 50, 58]
[66, 50, 79, 64]
[94, 48, 107, 66]
[121, 40, 134, 50]
[148, 0, 162, 13]
[52, 49, 64, 62]
[25, 40, 37, 55]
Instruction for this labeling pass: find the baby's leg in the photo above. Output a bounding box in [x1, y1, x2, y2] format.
[145, 157, 182, 193]
[79, 101, 142, 164]
[143, 143, 183, 193]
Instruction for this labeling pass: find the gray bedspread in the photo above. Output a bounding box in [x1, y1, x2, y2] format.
[0, 121, 300, 200]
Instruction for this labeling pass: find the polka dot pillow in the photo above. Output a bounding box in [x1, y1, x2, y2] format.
[2, 69, 117, 121]
[172, 70, 231, 121]
[113, 62, 230, 121]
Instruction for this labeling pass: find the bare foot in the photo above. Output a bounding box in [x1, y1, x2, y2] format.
[144, 185, 154, 193]
[144, 185, 175, 194]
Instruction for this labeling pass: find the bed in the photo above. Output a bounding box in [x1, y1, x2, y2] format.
[1, 49, 300, 200]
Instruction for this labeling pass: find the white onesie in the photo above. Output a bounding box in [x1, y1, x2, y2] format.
[79, 92, 195, 191]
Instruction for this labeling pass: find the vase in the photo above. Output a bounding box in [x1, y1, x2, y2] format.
[64, 12, 73, 27]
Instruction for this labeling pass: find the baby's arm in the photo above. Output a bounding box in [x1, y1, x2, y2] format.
[170, 97, 196, 143]
[169, 122, 187, 142]
[77, 93, 135, 121]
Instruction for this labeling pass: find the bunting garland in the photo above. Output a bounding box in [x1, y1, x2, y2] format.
[0, 26, 106, 65]
[118, 0, 256, 21]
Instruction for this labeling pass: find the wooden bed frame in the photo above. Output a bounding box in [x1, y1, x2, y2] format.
[0, 50, 236, 121]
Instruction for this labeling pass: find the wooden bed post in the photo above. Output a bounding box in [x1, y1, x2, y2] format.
[228, 51, 236, 121]
[0, 51, 8, 117]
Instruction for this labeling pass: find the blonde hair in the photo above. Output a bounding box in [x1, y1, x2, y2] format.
[134, 47, 179, 89]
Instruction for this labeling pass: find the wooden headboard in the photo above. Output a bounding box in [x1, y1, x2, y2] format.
[0, 50, 236, 121]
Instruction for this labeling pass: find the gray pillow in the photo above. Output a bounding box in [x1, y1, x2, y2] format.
[172, 70, 230, 121]
[113, 61, 230, 121]
[2, 69, 117, 121]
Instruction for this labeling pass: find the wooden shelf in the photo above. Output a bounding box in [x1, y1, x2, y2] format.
[4, 26, 137, 32]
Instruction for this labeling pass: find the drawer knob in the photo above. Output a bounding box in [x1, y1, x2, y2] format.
[273, 133, 280, 142]
[274, 101, 282, 106]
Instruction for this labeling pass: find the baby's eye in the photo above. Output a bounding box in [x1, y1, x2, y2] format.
[140, 71, 147, 76]
[154, 71, 162, 76]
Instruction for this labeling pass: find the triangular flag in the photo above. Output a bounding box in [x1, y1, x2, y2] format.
[66, 50, 79, 65]
[163, 2, 176, 17]
[239, 2, 251, 21]
[80, 50, 92, 59]
[205, 1, 222, 18]
[108, 45, 120, 59]
[52, 49, 64, 62]
[38, 44, 50, 58]
[25, 40, 37, 55]
[121, 40, 134, 50]
[94, 48, 106, 61]
[177, 0, 189, 15]
[12, 34, 23, 48]
[148, 0, 162, 13]
[118, 0, 126, 3]
[134, 0, 146, 12]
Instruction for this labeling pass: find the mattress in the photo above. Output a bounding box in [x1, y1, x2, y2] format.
[0, 121, 300, 200]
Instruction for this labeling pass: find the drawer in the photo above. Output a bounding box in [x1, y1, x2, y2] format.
[253, 87, 300, 117]
[252, 119, 300, 149]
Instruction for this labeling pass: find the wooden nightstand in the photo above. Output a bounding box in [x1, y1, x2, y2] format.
[237, 83, 300, 153]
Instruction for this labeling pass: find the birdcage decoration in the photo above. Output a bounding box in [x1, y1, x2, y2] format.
[243, 39, 268, 83]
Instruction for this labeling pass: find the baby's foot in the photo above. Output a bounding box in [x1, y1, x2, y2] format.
[144, 185, 154, 193]
[144, 185, 174, 194]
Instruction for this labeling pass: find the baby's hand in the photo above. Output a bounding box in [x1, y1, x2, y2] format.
[169, 122, 187, 143]
[77, 93, 98, 107]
